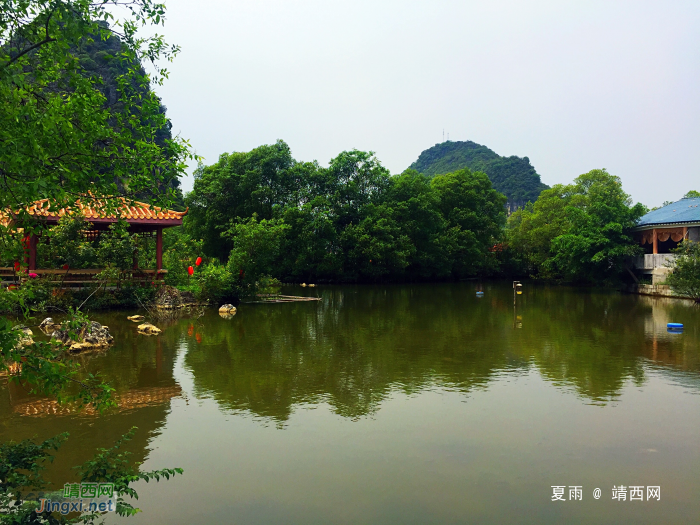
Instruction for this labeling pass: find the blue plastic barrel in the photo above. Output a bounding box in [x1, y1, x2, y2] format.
[667, 323, 684, 329]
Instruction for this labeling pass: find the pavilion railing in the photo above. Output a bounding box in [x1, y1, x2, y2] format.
[633, 254, 677, 270]
[0, 268, 167, 288]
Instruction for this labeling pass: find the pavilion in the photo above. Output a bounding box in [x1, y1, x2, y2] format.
[633, 197, 700, 282]
[1, 197, 187, 285]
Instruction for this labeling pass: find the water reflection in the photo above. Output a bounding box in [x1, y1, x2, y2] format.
[177, 283, 700, 419]
[1, 283, 700, 524]
[0, 320, 182, 483]
[3, 284, 698, 429]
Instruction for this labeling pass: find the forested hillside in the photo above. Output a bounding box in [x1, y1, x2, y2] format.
[409, 141, 548, 209]
[73, 23, 183, 205]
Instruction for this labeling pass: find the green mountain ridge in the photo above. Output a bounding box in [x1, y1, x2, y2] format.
[408, 141, 549, 208]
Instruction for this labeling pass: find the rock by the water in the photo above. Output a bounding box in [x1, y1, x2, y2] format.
[219, 304, 237, 318]
[69, 342, 95, 352]
[83, 322, 113, 346]
[39, 318, 60, 334]
[127, 315, 145, 322]
[218, 304, 236, 314]
[137, 323, 162, 335]
[12, 325, 34, 347]
[300, 283, 307, 287]
[308, 284, 316, 287]
[155, 286, 203, 309]
[52, 321, 113, 350]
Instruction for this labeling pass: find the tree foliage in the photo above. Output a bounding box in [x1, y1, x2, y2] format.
[666, 241, 700, 302]
[507, 169, 646, 283]
[0, 1, 189, 521]
[185, 142, 507, 283]
[0, 0, 194, 222]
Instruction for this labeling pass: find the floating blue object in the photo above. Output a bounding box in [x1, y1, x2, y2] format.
[476, 291, 484, 296]
[667, 323, 684, 329]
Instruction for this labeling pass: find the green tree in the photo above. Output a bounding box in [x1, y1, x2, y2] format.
[224, 215, 290, 296]
[665, 241, 700, 302]
[506, 184, 573, 276]
[186, 141, 309, 260]
[683, 190, 700, 199]
[507, 169, 647, 283]
[95, 220, 140, 271]
[431, 169, 507, 277]
[0, 1, 190, 520]
[382, 170, 451, 279]
[0, 0, 193, 221]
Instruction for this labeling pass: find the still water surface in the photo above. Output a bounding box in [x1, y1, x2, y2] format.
[1, 283, 700, 524]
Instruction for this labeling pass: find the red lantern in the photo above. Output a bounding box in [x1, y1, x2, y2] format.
[13, 262, 20, 272]
[187, 266, 194, 276]
[195, 257, 202, 266]
[62, 263, 69, 270]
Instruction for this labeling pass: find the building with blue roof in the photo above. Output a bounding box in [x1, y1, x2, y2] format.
[635, 197, 700, 253]
[633, 197, 700, 283]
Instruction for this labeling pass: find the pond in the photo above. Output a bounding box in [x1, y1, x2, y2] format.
[1, 282, 699, 524]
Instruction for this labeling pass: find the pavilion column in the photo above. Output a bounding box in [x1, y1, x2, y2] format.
[156, 227, 163, 277]
[23, 233, 38, 271]
[652, 229, 658, 255]
[683, 226, 688, 241]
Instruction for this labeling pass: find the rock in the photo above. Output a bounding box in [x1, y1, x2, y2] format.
[69, 342, 95, 353]
[219, 306, 237, 319]
[137, 323, 162, 335]
[51, 321, 113, 349]
[300, 283, 307, 287]
[12, 325, 34, 347]
[127, 315, 145, 322]
[51, 328, 72, 345]
[82, 322, 113, 346]
[218, 304, 236, 314]
[308, 284, 316, 287]
[39, 317, 60, 334]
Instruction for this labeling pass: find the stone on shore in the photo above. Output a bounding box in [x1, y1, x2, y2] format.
[218, 304, 236, 314]
[137, 323, 162, 335]
[39, 317, 60, 334]
[12, 325, 34, 347]
[52, 321, 114, 351]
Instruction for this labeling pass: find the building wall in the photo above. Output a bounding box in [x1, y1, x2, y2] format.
[689, 227, 700, 242]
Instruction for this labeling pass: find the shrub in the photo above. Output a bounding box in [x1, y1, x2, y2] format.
[666, 241, 700, 302]
[195, 263, 239, 304]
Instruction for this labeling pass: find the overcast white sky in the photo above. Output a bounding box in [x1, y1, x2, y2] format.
[149, 0, 700, 207]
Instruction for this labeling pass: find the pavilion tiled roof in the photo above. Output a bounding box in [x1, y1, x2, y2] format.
[635, 197, 700, 229]
[1, 197, 187, 227]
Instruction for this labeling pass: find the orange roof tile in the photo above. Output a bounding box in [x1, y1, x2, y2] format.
[1, 197, 187, 227]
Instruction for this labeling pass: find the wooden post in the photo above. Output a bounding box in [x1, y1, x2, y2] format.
[683, 226, 688, 241]
[156, 227, 163, 278]
[652, 229, 658, 255]
[24, 233, 38, 271]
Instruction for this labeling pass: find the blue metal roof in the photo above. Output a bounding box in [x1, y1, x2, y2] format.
[636, 197, 700, 227]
